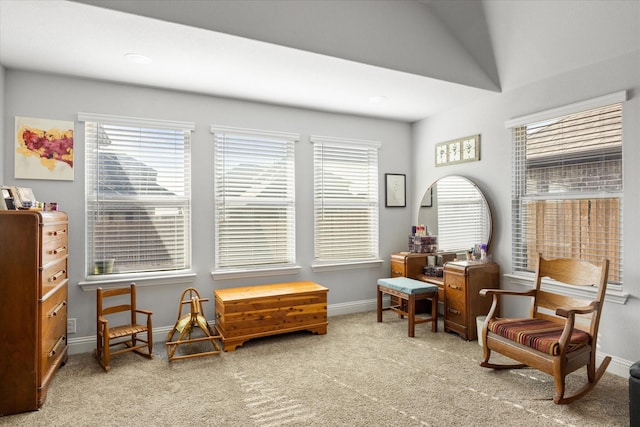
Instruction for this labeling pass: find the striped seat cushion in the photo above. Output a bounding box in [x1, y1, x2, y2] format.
[487, 317, 590, 356]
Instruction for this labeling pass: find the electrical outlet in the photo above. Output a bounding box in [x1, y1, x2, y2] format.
[67, 318, 76, 334]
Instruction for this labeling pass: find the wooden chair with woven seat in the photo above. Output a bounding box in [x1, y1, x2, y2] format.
[479, 254, 610, 404]
[95, 283, 153, 371]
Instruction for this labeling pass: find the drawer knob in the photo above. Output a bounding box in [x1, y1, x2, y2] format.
[48, 336, 66, 358]
[49, 269, 66, 282]
[50, 228, 67, 236]
[51, 246, 67, 255]
[49, 300, 67, 318]
[447, 284, 462, 290]
[448, 307, 461, 315]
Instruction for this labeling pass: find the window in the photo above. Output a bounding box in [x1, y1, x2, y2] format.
[80, 113, 193, 277]
[509, 92, 626, 285]
[211, 126, 298, 270]
[312, 136, 380, 263]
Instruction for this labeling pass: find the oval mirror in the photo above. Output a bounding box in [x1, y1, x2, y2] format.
[417, 175, 492, 253]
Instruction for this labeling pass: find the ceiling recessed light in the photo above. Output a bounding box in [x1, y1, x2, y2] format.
[369, 96, 388, 104]
[125, 53, 151, 64]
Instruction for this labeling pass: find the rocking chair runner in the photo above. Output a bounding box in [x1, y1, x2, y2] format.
[166, 287, 221, 361]
[479, 255, 610, 404]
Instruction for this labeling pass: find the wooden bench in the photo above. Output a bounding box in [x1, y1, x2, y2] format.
[214, 281, 328, 351]
[377, 277, 438, 337]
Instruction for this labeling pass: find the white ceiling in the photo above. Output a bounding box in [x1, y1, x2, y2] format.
[0, 0, 638, 122]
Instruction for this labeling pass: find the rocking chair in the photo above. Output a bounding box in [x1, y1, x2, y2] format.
[95, 283, 153, 371]
[166, 287, 222, 361]
[479, 254, 610, 404]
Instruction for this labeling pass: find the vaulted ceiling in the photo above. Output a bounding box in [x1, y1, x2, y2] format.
[1, 0, 638, 122]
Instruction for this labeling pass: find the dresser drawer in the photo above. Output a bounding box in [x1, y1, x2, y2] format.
[42, 236, 68, 266]
[445, 271, 466, 291]
[445, 295, 464, 322]
[390, 260, 406, 277]
[41, 258, 68, 297]
[40, 284, 68, 377]
[42, 222, 68, 241]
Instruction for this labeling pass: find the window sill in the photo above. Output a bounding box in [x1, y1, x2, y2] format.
[504, 272, 629, 305]
[211, 265, 302, 281]
[311, 259, 384, 273]
[78, 271, 196, 291]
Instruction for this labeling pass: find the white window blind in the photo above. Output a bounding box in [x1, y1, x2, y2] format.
[436, 176, 490, 252]
[312, 136, 380, 261]
[79, 112, 193, 276]
[212, 126, 297, 270]
[510, 100, 623, 285]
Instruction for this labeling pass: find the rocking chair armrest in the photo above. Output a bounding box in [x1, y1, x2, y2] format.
[556, 301, 597, 318]
[135, 309, 153, 316]
[479, 288, 536, 298]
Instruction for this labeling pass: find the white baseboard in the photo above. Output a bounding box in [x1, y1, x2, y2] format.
[604, 354, 634, 378]
[67, 297, 633, 380]
[67, 298, 378, 356]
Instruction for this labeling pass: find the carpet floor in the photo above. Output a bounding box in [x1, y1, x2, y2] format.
[0, 311, 629, 426]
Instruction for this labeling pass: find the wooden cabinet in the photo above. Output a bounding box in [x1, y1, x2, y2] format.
[0, 211, 69, 415]
[443, 261, 499, 341]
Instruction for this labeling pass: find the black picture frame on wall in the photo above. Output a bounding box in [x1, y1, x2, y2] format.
[385, 173, 406, 207]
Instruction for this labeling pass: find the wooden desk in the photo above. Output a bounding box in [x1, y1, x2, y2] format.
[214, 281, 328, 351]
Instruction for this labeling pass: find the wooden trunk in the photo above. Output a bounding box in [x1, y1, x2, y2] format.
[214, 281, 328, 351]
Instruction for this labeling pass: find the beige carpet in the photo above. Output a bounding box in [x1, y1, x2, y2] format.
[0, 311, 629, 426]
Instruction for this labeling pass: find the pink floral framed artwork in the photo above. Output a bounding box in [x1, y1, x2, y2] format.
[15, 116, 74, 180]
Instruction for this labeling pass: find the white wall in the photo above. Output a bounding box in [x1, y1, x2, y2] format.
[412, 51, 640, 375]
[0, 66, 4, 175]
[2, 70, 413, 345]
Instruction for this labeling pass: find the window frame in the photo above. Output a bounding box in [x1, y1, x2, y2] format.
[210, 125, 300, 280]
[78, 112, 194, 289]
[506, 91, 628, 299]
[311, 135, 382, 271]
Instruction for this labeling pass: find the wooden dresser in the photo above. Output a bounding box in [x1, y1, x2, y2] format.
[443, 261, 499, 341]
[0, 210, 69, 415]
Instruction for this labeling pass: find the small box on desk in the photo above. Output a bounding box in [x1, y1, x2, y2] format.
[408, 235, 437, 253]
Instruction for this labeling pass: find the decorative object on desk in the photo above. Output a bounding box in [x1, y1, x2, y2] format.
[15, 116, 74, 181]
[435, 134, 480, 166]
[385, 173, 406, 207]
[409, 234, 438, 253]
[423, 265, 444, 277]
